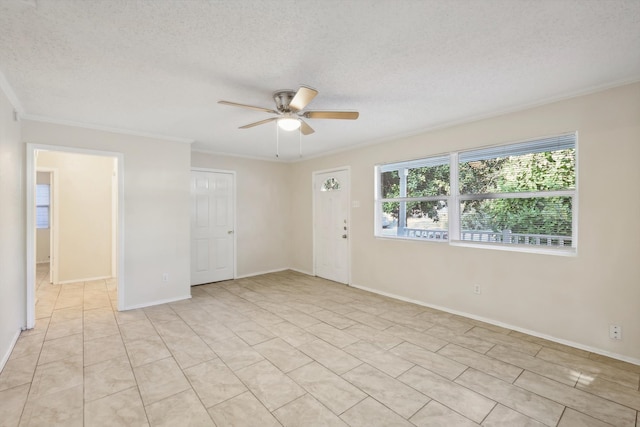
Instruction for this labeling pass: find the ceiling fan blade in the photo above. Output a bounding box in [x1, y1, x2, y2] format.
[289, 86, 318, 112]
[304, 111, 359, 120]
[218, 100, 277, 114]
[300, 119, 315, 135]
[239, 117, 278, 129]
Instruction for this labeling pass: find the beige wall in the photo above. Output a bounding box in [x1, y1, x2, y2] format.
[290, 83, 640, 362]
[0, 87, 25, 368]
[191, 153, 291, 277]
[35, 171, 51, 264]
[37, 151, 114, 283]
[23, 121, 192, 309]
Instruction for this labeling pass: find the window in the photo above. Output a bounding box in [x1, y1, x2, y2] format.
[375, 133, 577, 252]
[36, 184, 50, 229]
[377, 155, 450, 240]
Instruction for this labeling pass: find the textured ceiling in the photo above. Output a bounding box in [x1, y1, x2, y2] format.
[1, 0, 639, 160]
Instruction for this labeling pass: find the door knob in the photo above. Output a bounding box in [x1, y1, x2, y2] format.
[228, 230, 234, 234]
[342, 234, 348, 239]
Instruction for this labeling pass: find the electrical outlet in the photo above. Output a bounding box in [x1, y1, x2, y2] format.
[609, 325, 622, 340]
[473, 284, 481, 295]
[162, 273, 169, 283]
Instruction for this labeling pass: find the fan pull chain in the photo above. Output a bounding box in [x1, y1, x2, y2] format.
[275, 122, 279, 158]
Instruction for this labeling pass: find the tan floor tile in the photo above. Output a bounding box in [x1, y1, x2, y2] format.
[163, 334, 217, 369]
[309, 309, 357, 330]
[378, 311, 434, 331]
[38, 333, 83, 365]
[265, 321, 317, 348]
[124, 335, 172, 368]
[254, 337, 313, 373]
[45, 318, 83, 341]
[557, 408, 616, 427]
[390, 341, 467, 380]
[119, 319, 158, 342]
[83, 319, 120, 342]
[84, 356, 136, 402]
[235, 359, 305, 411]
[228, 320, 277, 346]
[576, 372, 640, 411]
[344, 309, 395, 330]
[84, 386, 149, 427]
[306, 323, 359, 349]
[297, 339, 362, 375]
[509, 330, 591, 358]
[207, 391, 280, 427]
[386, 325, 448, 352]
[29, 355, 83, 400]
[145, 389, 215, 427]
[183, 358, 247, 408]
[486, 345, 580, 386]
[274, 394, 349, 427]
[8, 335, 44, 361]
[84, 333, 127, 366]
[114, 309, 148, 325]
[482, 403, 547, 427]
[133, 357, 191, 405]
[464, 327, 541, 356]
[344, 340, 414, 378]
[536, 347, 640, 390]
[398, 366, 496, 424]
[342, 363, 429, 418]
[437, 343, 522, 383]
[288, 361, 366, 415]
[0, 383, 30, 427]
[20, 384, 83, 427]
[343, 324, 404, 350]
[515, 370, 636, 426]
[456, 368, 563, 426]
[207, 336, 265, 371]
[278, 309, 321, 328]
[588, 353, 640, 374]
[0, 352, 39, 391]
[142, 305, 181, 324]
[340, 397, 414, 427]
[189, 320, 236, 344]
[409, 400, 479, 427]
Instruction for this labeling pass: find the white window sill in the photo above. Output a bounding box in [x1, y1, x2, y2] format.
[449, 240, 577, 256]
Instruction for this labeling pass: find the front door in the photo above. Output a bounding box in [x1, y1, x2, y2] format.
[314, 169, 349, 284]
[191, 170, 235, 285]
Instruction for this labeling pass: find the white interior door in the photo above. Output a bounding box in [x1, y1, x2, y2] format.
[314, 169, 349, 284]
[191, 170, 235, 285]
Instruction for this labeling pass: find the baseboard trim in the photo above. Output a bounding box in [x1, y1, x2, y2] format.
[0, 329, 22, 372]
[288, 268, 314, 276]
[56, 275, 112, 285]
[123, 294, 192, 311]
[235, 268, 290, 279]
[349, 282, 640, 367]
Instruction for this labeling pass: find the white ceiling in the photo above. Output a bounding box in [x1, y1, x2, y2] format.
[1, 0, 639, 160]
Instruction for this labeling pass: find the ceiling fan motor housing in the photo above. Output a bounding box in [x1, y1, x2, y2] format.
[273, 90, 297, 113]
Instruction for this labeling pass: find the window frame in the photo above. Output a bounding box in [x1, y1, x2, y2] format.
[374, 133, 578, 255]
[35, 183, 51, 229]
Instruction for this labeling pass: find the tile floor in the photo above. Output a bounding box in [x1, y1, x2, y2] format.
[0, 265, 639, 426]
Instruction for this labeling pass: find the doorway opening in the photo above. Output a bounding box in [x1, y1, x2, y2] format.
[26, 144, 124, 329]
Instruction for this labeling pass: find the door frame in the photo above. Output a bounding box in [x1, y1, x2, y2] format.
[190, 167, 237, 282]
[312, 166, 351, 284]
[26, 143, 125, 328]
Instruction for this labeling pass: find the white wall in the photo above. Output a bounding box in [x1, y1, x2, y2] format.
[290, 82, 640, 362]
[23, 120, 192, 309]
[0, 87, 25, 369]
[191, 152, 291, 277]
[37, 151, 114, 283]
[35, 171, 50, 264]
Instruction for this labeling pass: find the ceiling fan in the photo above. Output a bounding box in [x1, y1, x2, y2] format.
[218, 86, 359, 135]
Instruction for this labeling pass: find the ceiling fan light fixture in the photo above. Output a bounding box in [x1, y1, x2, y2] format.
[278, 117, 301, 131]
